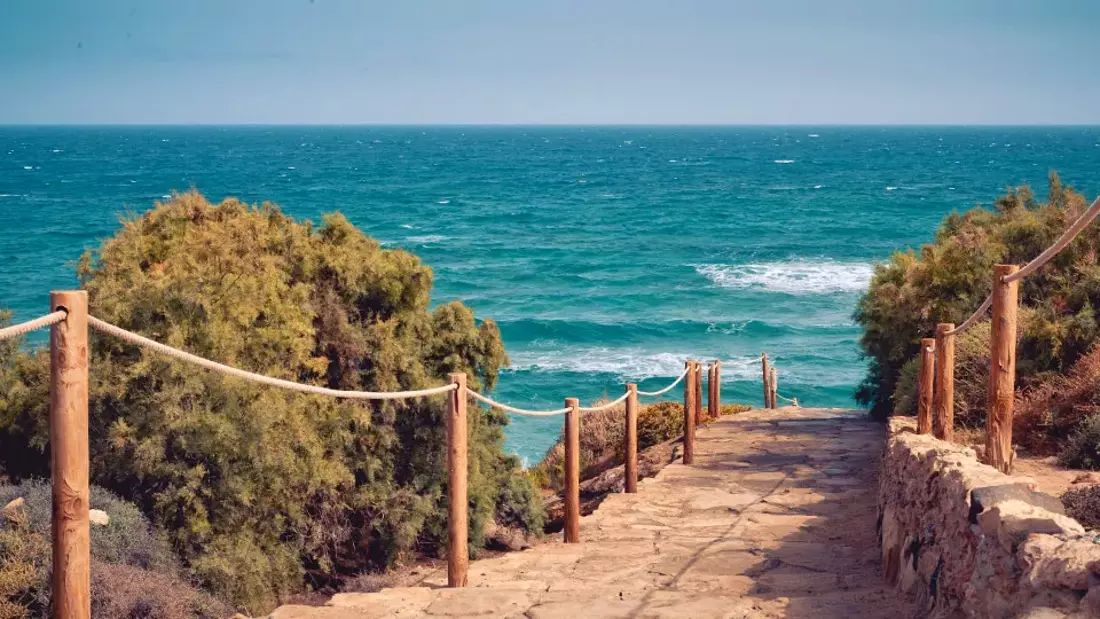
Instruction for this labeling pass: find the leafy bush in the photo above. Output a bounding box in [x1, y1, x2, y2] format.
[1061, 484, 1100, 529]
[0, 192, 541, 613]
[856, 173, 1100, 419]
[0, 480, 228, 619]
[1058, 414, 1100, 470]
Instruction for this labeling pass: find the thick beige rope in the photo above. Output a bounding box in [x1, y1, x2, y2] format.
[944, 293, 992, 336]
[466, 388, 571, 417]
[1004, 196, 1100, 284]
[87, 315, 457, 400]
[637, 367, 690, 397]
[578, 391, 631, 413]
[0, 311, 68, 342]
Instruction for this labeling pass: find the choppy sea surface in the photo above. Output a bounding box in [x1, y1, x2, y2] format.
[3, 126, 1100, 462]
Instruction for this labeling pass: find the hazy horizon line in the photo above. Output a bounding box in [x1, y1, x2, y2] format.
[3, 122, 1099, 129]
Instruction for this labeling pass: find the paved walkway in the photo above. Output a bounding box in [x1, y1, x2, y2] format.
[270, 407, 913, 619]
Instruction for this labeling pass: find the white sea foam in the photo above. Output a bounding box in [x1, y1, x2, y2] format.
[813, 184, 824, 189]
[23, 166, 33, 170]
[509, 348, 826, 383]
[774, 159, 795, 164]
[406, 235, 448, 244]
[400, 224, 415, 229]
[438, 199, 451, 204]
[886, 186, 898, 191]
[693, 261, 873, 295]
[808, 134, 820, 138]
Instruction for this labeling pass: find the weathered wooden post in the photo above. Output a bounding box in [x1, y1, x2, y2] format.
[683, 361, 696, 465]
[624, 383, 638, 493]
[564, 397, 581, 542]
[761, 353, 771, 409]
[709, 360, 721, 417]
[693, 360, 704, 424]
[934, 323, 956, 442]
[50, 290, 90, 619]
[770, 367, 778, 409]
[987, 265, 1020, 473]
[917, 338, 936, 434]
[446, 372, 468, 587]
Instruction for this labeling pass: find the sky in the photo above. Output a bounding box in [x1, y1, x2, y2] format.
[2, 0, 1100, 125]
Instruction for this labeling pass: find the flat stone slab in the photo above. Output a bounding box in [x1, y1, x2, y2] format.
[266, 407, 914, 619]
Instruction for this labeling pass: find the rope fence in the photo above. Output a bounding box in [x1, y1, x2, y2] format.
[636, 367, 689, 397]
[8, 287, 793, 614]
[921, 193, 1100, 475]
[88, 316, 458, 400]
[466, 389, 572, 417]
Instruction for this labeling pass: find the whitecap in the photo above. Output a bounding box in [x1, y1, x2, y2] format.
[161, 194, 171, 199]
[438, 199, 451, 204]
[52, 149, 62, 153]
[23, 165, 32, 170]
[509, 348, 810, 383]
[774, 159, 795, 164]
[287, 166, 296, 170]
[669, 159, 678, 163]
[886, 186, 898, 191]
[577, 179, 587, 184]
[406, 235, 447, 244]
[400, 224, 415, 229]
[813, 184, 824, 189]
[692, 261, 873, 295]
[808, 134, 819, 138]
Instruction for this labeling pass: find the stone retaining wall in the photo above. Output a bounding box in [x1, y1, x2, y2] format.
[880, 417, 1100, 618]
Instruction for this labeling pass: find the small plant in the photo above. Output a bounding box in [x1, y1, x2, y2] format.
[1059, 414, 1100, 470]
[1062, 484, 1100, 530]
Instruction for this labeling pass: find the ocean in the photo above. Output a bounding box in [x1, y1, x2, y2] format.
[3, 126, 1100, 463]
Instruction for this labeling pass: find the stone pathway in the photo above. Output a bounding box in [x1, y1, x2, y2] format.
[269, 407, 913, 619]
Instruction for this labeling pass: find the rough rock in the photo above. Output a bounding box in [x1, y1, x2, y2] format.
[1072, 472, 1100, 486]
[89, 509, 110, 526]
[881, 415, 1100, 619]
[0, 497, 24, 518]
[1018, 535, 1100, 591]
[971, 483, 1067, 519]
[977, 500, 1084, 551]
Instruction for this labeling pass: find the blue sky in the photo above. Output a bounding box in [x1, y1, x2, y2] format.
[2, 0, 1099, 124]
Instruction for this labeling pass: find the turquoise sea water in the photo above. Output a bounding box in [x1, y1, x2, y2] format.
[3, 126, 1100, 462]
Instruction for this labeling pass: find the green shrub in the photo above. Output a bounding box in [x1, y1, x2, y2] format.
[856, 173, 1100, 419]
[0, 192, 541, 613]
[1059, 414, 1100, 470]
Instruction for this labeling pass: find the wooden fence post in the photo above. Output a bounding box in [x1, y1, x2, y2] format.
[693, 360, 704, 424]
[683, 361, 696, 465]
[934, 323, 956, 442]
[988, 265, 1020, 473]
[709, 360, 721, 418]
[50, 290, 90, 619]
[761, 353, 771, 409]
[770, 367, 778, 409]
[564, 397, 581, 542]
[917, 338, 935, 434]
[446, 372, 468, 587]
[624, 384, 638, 493]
